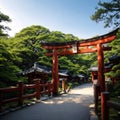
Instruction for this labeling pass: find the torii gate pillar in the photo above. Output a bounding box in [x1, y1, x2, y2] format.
[41, 28, 118, 95]
[52, 48, 59, 96]
[97, 43, 105, 92]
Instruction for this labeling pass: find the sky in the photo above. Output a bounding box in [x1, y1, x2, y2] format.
[0, 0, 113, 39]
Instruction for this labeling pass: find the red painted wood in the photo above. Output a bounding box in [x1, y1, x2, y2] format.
[62, 79, 67, 93]
[42, 44, 73, 50]
[52, 49, 59, 96]
[35, 80, 40, 99]
[0, 87, 18, 92]
[3, 97, 19, 104]
[0, 91, 3, 111]
[46, 46, 111, 56]
[97, 44, 105, 92]
[91, 73, 95, 83]
[23, 93, 36, 99]
[24, 84, 36, 89]
[48, 82, 51, 96]
[78, 35, 116, 47]
[94, 85, 100, 113]
[18, 81, 24, 105]
[42, 35, 115, 50]
[41, 29, 118, 97]
[101, 92, 109, 120]
[0, 81, 53, 109]
[107, 101, 120, 111]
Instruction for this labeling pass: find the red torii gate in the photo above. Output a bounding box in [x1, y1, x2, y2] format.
[41, 28, 119, 96]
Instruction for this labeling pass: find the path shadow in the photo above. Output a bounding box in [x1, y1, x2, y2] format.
[0, 83, 94, 120]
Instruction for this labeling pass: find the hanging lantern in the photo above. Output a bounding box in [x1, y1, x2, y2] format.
[72, 43, 77, 53]
[102, 43, 107, 47]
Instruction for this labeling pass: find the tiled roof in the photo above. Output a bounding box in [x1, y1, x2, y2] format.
[77, 74, 85, 78]
[20, 62, 52, 75]
[19, 63, 69, 77]
[90, 55, 120, 72]
[58, 70, 69, 77]
[109, 55, 120, 63]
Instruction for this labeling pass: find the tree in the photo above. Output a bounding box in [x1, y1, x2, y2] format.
[11, 25, 51, 69]
[14, 25, 79, 70]
[0, 38, 21, 87]
[91, 0, 120, 28]
[0, 24, 98, 86]
[0, 11, 11, 36]
[106, 29, 120, 77]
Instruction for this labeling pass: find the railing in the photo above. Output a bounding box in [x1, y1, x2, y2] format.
[94, 84, 100, 113]
[94, 84, 120, 120]
[0, 80, 52, 111]
[101, 92, 120, 120]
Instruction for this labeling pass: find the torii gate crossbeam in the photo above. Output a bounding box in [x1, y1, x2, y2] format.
[41, 28, 119, 96]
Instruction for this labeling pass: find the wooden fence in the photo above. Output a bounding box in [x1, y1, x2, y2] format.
[0, 80, 52, 111]
[101, 92, 120, 120]
[94, 84, 120, 120]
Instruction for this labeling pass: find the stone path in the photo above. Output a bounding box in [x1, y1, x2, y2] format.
[0, 83, 94, 120]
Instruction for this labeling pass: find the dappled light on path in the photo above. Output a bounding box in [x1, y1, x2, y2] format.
[69, 83, 93, 95]
[42, 83, 93, 105]
[0, 83, 93, 120]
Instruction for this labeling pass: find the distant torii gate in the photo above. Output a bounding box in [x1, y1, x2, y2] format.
[41, 28, 119, 96]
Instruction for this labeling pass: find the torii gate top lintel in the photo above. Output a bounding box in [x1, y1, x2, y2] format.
[41, 28, 119, 56]
[41, 28, 119, 96]
[41, 28, 119, 50]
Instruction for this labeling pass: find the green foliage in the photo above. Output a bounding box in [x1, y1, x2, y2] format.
[0, 37, 21, 87]
[109, 30, 120, 54]
[0, 11, 11, 36]
[15, 25, 50, 38]
[9, 26, 50, 69]
[91, 0, 120, 28]
[105, 29, 120, 79]
[0, 25, 97, 87]
[2, 25, 120, 88]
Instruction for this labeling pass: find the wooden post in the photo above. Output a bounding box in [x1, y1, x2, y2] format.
[97, 43, 105, 92]
[52, 48, 59, 96]
[18, 81, 24, 106]
[42, 84, 45, 92]
[48, 82, 51, 96]
[35, 80, 40, 99]
[94, 84, 100, 113]
[101, 92, 109, 120]
[91, 72, 94, 83]
[0, 91, 3, 112]
[62, 79, 66, 93]
[44, 84, 46, 94]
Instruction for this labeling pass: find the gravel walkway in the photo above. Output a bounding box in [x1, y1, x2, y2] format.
[0, 83, 94, 120]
